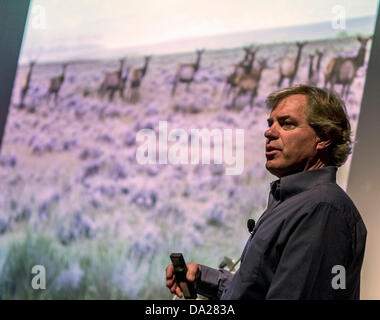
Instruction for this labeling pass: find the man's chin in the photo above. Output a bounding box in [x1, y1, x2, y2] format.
[265, 161, 277, 176]
[265, 162, 282, 178]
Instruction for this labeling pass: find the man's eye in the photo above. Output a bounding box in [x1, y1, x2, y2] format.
[283, 122, 295, 129]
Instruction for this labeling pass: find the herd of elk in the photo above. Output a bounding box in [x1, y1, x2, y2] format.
[98, 56, 152, 103]
[18, 36, 371, 110]
[19, 61, 68, 105]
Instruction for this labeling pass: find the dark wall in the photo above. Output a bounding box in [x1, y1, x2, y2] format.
[0, 0, 30, 150]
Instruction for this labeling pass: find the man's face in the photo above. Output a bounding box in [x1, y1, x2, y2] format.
[264, 94, 321, 178]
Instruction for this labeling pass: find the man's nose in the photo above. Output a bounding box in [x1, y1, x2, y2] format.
[264, 124, 279, 139]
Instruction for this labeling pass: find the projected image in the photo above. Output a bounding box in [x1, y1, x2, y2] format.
[0, 0, 377, 299]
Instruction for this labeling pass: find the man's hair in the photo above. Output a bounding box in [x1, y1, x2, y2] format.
[266, 85, 352, 167]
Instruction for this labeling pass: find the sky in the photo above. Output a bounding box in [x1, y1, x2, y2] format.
[21, 0, 379, 60]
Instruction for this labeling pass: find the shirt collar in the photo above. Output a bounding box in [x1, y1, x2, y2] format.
[270, 166, 337, 202]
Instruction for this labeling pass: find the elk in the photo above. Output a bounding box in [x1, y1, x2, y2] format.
[127, 56, 151, 103]
[277, 41, 307, 87]
[171, 49, 205, 96]
[307, 50, 324, 86]
[224, 47, 258, 97]
[231, 58, 268, 108]
[324, 36, 372, 98]
[19, 61, 36, 107]
[47, 63, 68, 102]
[98, 58, 127, 102]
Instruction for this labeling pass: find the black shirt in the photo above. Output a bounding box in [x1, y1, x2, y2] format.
[197, 166, 367, 299]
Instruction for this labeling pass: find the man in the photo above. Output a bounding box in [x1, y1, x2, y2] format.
[166, 85, 367, 300]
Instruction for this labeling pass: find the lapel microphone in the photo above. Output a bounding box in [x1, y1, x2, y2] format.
[247, 219, 255, 234]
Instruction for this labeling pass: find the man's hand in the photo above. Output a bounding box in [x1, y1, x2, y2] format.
[166, 262, 201, 298]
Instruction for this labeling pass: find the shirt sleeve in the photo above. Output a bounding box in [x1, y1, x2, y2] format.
[265, 202, 352, 300]
[196, 265, 234, 299]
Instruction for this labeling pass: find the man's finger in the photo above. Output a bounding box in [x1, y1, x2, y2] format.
[166, 277, 175, 288]
[166, 264, 174, 279]
[171, 283, 183, 298]
[175, 285, 183, 298]
[186, 263, 200, 282]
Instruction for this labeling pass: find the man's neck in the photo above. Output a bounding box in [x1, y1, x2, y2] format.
[303, 157, 328, 172]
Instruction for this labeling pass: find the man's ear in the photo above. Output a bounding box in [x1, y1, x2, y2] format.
[316, 135, 332, 150]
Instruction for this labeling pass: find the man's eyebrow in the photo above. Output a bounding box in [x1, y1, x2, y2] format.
[277, 115, 292, 121]
[267, 115, 294, 123]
